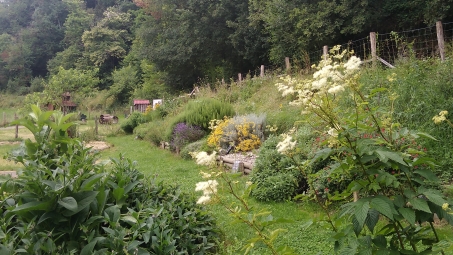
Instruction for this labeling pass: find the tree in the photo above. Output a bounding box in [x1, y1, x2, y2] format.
[44, 67, 99, 108]
[107, 65, 138, 105]
[133, 59, 167, 100]
[81, 6, 133, 89]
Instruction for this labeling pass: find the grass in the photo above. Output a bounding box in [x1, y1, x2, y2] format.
[0, 144, 20, 171]
[0, 126, 32, 142]
[101, 135, 453, 255]
[102, 135, 336, 254]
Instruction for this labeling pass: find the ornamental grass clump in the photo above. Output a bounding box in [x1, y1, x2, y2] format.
[276, 46, 453, 254]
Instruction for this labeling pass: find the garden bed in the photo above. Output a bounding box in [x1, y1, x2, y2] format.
[218, 152, 257, 174]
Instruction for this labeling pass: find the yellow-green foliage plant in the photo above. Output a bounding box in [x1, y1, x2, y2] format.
[207, 114, 265, 152]
[276, 46, 453, 254]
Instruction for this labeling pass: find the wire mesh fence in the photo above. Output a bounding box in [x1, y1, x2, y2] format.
[305, 21, 450, 67]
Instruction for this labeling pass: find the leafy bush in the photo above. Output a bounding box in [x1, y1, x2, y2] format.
[173, 98, 235, 130]
[134, 119, 170, 146]
[180, 139, 212, 160]
[0, 106, 220, 254]
[359, 57, 453, 182]
[250, 134, 308, 202]
[121, 112, 146, 134]
[170, 122, 206, 151]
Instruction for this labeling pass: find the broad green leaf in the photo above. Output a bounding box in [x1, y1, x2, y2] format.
[113, 187, 125, 202]
[375, 150, 408, 166]
[105, 206, 120, 222]
[393, 195, 405, 208]
[415, 132, 438, 141]
[0, 229, 5, 239]
[354, 200, 370, 232]
[80, 174, 104, 191]
[398, 208, 415, 225]
[370, 197, 394, 220]
[365, 209, 380, 233]
[124, 181, 140, 194]
[81, 240, 97, 255]
[121, 215, 138, 225]
[414, 169, 439, 182]
[12, 201, 52, 213]
[421, 189, 445, 206]
[372, 235, 387, 248]
[409, 198, 431, 213]
[58, 197, 78, 212]
[64, 191, 99, 216]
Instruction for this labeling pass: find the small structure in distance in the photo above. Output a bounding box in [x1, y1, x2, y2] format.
[133, 99, 150, 113]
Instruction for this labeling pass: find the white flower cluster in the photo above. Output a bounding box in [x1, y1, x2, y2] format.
[191, 151, 217, 167]
[275, 76, 298, 97]
[276, 134, 297, 155]
[195, 180, 219, 204]
[276, 47, 362, 109]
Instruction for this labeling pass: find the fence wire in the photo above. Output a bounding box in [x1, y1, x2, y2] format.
[306, 22, 451, 67]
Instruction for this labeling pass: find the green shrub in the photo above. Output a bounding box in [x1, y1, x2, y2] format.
[135, 119, 169, 146]
[0, 107, 220, 254]
[359, 57, 453, 183]
[250, 134, 308, 202]
[180, 139, 212, 160]
[266, 107, 302, 134]
[174, 98, 235, 130]
[121, 112, 146, 134]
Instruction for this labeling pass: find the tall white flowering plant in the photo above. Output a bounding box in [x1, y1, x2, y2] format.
[190, 151, 296, 255]
[277, 46, 453, 254]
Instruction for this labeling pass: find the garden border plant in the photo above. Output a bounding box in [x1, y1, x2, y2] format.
[275, 46, 453, 254]
[0, 105, 220, 254]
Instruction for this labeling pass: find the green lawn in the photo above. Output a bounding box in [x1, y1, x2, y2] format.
[101, 135, 453, 254]
[103, 135, 336, 254]
[0, 144, 20, 171]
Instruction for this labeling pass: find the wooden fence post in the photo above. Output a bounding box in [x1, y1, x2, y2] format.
[95, 116, 98, 136]
[260, 65, 265, 77]
[2, 112, 5, 127]
[370, 32, 377, 67]
[285, 57, 291, 72]
[436, 21, 445, 62]
[323, 45, 328, 61]
[238, 73, 242, 83]
[14, 113, 18, 139]
[285, 57, 291, 73]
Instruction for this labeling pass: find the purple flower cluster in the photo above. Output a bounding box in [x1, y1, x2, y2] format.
[170, 122, 205, 149]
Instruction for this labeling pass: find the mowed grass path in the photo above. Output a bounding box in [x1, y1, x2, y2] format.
[103, 135, 335, 254]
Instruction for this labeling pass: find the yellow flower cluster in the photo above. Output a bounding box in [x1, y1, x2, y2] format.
[207, 117, 262, 152]
[235, 122, 261, 152]
[144, 105, 153, 114]
[207, 118, 231, 148]
[432, 110, 448, 124]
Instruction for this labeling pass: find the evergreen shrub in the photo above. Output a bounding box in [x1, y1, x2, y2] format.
[250, 133, 309, 202]
[174, 98, 235, 130]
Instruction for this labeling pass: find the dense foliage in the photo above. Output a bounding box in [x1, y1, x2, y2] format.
[275, 49, 453, 254]
[1, 0, 452, 99]
[0, 106, 219, 254]
[250, 134, 308, 202]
